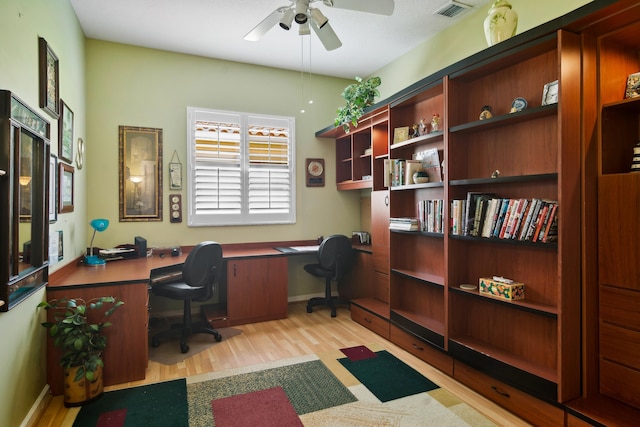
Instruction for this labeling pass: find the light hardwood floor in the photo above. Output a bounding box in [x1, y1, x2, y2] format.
[34, 302, 531, 426]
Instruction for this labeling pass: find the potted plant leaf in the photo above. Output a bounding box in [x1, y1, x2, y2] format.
[37, 296, 124, 406]
[335, 76, 381, 133]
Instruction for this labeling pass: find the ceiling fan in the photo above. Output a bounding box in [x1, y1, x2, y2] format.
[244, 0, 395, 51]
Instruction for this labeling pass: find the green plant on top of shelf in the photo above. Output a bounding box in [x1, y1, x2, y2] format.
[335, 76, 381, 133]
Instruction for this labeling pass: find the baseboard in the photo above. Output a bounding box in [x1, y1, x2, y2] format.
[21, 384, 51, 427]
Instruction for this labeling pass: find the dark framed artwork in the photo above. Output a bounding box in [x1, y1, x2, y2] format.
[38, 37, 59, 119]
[305, 158, 325, 187]
[49, 154, 57, 222]
[118, 126, 163, 222]
[58, 162, 74, 214]
[58, 100, 74, 163]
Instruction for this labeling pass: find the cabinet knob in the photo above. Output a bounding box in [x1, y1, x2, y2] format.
[384, 194, 389, 206]
[0, 169, 5, 176]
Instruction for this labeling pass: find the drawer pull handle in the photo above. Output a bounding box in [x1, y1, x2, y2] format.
[364, 317, 373, 324]
[491, 385, 510, 398]
[412, 343, 424, 351]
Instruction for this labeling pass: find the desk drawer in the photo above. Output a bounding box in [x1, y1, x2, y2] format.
[454, 361, 564, 427]
[351, 304, 389, 339]
[390, 324, 453, 376]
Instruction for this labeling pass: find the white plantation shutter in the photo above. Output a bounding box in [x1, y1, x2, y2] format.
[187, 107, 296, 226]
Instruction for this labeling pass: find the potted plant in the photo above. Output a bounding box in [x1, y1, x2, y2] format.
[335, 76, 381, 133]
[37, 296, 124, 406]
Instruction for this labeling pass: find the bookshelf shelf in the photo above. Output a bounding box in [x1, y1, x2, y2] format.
[449, 234, 557, 248]
[390, 131, 444, 150]
[390, 181, 444, 190]
[449, 285, 558, 317]
[449, 173, 557, 187]
[391, 268, 445, 287]
[449, 104, 557, 134]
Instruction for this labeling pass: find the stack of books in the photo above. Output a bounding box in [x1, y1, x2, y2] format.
[389, 217, 420, 231]
[450, 194, 558, 243]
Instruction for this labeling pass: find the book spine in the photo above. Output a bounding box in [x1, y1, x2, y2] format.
[503, 199, 521, 239]
[541, 202, 558, 242]
[481, 198, 498, 238]
[511, 199, 530, 239]
[498, 199, 516, 239]
[492, 199, 510, 238]
[521, 198, 541, 241]
[529, 202, 549, 241]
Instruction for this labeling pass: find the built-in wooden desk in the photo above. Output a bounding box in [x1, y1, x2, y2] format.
[45, 241, 371, 395]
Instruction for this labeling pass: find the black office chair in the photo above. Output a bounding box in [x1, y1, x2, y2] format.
[150, 241, 223, 353]
[304, 234, 354, 317]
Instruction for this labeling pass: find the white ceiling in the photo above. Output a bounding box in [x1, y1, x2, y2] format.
[69, 0, 491, 79]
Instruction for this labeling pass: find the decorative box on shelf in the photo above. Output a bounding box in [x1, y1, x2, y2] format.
[479, 276, 525, 300]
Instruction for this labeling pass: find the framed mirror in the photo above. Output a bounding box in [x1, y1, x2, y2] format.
[0, 91, 50, 311]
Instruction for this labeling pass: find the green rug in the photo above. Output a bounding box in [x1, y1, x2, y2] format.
[73, 379, 188, 426]
[339, 349, 440, 402]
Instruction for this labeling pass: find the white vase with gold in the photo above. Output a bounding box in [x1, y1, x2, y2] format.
[484, 0, 518, 46]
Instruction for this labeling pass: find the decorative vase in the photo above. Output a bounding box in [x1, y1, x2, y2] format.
[484, 0, 518, 46]
[632, 141, 640, 172]
[63, 364, 104, 407]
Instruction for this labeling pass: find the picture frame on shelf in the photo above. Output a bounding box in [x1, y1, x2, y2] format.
[49, 154, 57, 222]
[625, 72, 640, 99]
[393, 126, 409, 144]
[58, 162, 74, 214]
[58, 100, 74, 163]
[118, 125, 163, 222]
[541, 80, 559, 105]
[38, 37, 59, 119]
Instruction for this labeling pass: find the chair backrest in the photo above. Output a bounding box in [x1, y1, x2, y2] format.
[317, 234, 353, 281]
[182, 241, 223, 302]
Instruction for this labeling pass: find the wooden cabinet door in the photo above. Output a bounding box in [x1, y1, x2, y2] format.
[226, 257, 288, 325]
[371, 190, 390, 275]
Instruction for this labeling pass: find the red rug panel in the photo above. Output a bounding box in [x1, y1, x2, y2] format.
[211, 386, 302, 427]
[340, 345, 378, 361]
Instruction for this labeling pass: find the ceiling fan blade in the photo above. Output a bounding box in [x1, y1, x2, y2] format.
[322, 0, 394, 15]
[244, 8, 286, 41]
[310, 20, 342, 51]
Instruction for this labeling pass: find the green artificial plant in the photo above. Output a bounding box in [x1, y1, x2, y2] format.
[38, 296, 124, 381]
[335, 76, 382, 132]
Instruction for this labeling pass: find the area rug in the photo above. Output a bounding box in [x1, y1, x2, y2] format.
[148, 327, 243, 365]
[71, 343, 498, 427]
[72, 379, 188, 426]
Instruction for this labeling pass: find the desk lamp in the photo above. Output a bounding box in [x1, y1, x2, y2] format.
[85, 218, 109, 266]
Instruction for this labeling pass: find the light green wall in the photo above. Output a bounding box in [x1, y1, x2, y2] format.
[0, 0, 599, 425]
[0, 1, 85, 426]
[375, 0, 594, 100]
[84, 40, 358, 249]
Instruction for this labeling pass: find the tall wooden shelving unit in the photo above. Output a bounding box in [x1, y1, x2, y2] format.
[316, 2, 640, 425]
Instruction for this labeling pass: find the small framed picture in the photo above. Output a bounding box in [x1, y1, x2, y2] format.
[393, 126, 410, 144]
[542, 80, 559, 105]
[38, 37, 59, 119]
[49, 154, 58, 222]
[625, 72, 640, 99]
[58, 163, 74, 214]
[58, 100, 74, 163]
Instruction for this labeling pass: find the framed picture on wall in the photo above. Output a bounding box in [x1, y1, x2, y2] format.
[118, 125, 163, 222]
[38, 37, 59, 119]
[58, 163, 74, 213]
[58, 100, 74, 163]
[49, 154, 57, 222]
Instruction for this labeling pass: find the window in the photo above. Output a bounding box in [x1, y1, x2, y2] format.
[187, 107, 296, 226]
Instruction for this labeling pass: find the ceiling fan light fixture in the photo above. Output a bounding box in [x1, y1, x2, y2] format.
[279, 8, 294, 30]
[309, 8, 328, 29]
[299, 21, 310, 35]
[294, 0, 308, 24]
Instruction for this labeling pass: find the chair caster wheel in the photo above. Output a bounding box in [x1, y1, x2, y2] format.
[331, 311, 337, 318]
[180, 344, 189, 353]
[306, 304, 312, 313]
[151, 338, 160, 347]
[215, 334, 222, 342]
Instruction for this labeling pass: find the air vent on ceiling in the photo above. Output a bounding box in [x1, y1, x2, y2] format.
[434, 1, 472, 18]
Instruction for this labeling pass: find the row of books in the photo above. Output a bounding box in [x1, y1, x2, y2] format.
[417, 199, 444, 233]
[389, 217, 420, 231]
[451, 195, 558, 243]
[383, 148, 443, 187]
